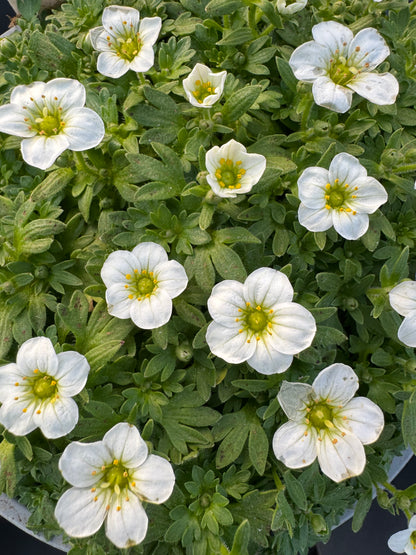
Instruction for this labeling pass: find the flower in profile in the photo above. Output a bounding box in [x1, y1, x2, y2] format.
[205, 139, 266, 198]
[276, 0, 308, 15]
[389, 281, 416, 347]
[272, 364, 384, 482]
[388, 516, 416, 554]
[101, 242, 188, 329]
[183, 63, 227, 108]
[0, 337, 89, 439]
[297, 152, 388, 240]
[289, 21, 399, 113]
[55, 422, 175, 549]
[0, 78, 105, 170]
[206, 267, 316, 374]
[89, 5, 162, 78]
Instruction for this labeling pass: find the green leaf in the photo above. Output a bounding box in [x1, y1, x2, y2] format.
[248, 423, 268, 475]
[283, 471, 307, 510]
[217, 28, 253, 47]
[402, 396, 416, 454]
[27, 30, 76, 73]
[214, 227, 261, 245]
[30, 168, 74, 202]
[0, 306, 13, 358]
[15, 435, 33, 461]
[216, 424, 249, 468]
[135, 181, 180, 201]
[352, 489, 373, 532]
[275, 57, 297, 93]
[17, 0, 41, 19]
[230, 519, 250, 555]
[174, 298, 206, 328]
[205, 0, 243, 16]
[0, 440, 16, 497]
[222, 85, 262, 123]
[210, 244, 247, 281]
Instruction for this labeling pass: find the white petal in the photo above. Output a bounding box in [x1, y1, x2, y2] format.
[129, 289, 173, 329]
[206, 322, 255, 363]
[205, 145, 221, 174]
[0, 398, 38, 435]
[63, 108, 104, 151]
[128, 46, 155, 73]
[312, 364, 358, 405]
[336, 397, 384, 444]
[10, 81, 47, 105]
[389, 281, 416, 316]
[244, 268, 293, 307]
[16, 337, 58, 375]
[139, 16, 162, 46]
[155, 261, 188, 298]
[387, 530, 413, 554]
[206, 175, 239, 198]
[332, 210, 369, 240]
[102, 6, 140, 34]
[55, 487, 108, 538]
[272, 421, 318, 468]
[268, 302, 316, 355]
[317, 431, 366, 482]
[277, 381, 313, 420]
[131, 242, 168, 271]
[410, 515, 416, 530]
[348, 177, 388, 213]
[45, 78, 86, 110]
[97, 51, 130, 78]
[89, 26, 110, 51]
[240, 152, 266, 183]
[312, 76, 353, 113]
[297, 167, 329, 209]
[348, 72, 399, 105]
[298, 204, 334, 232]
[247, 341, 293, 374]
[328, 152, 367, 186]
[101, 250, 138, 287]
[312, 21, 353, 55]
[38, 396, 79, 439]
[289, 41, 328, 82]
[106, 283, 134, 319]
[59, 441, 110, 487]
[207, 280, 245, 327]
[0, 104, 34, 137]
[131, 454, 175, 503]
[222, 138, 247, 160]
[397, 313, 416, 347]
[0, 364, 26, 402]
[105, 494, 148, 549]
[103, 423, 148, 468]
[21, 134, 69, 170]
[348, 28, 390, 71]
[55, 351, 90, 396]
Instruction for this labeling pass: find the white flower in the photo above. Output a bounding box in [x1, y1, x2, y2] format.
[0, 78, 104, 170]
[297, 152, 388, 240]
[289, 21, 399, 113]
[0, 337, 89, 439]
[205, 139, 266, 198]
[388, 516, 416, 554]
[272, 363, 384, 482]
[276, 0, 308, 15]
[55, 422, 175, 549]
[206, 267, 316, 374]
[389, 281, 416, 347]
[183, 63, 227, 108]
[101, 242, 188, 330]
[89, 5, 162, 78]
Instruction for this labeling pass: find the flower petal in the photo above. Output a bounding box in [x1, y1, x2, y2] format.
[129, 289, 173, 329]
[89, 27, 110, 51]
[348, 28, 390, 71]
[155, 260, 188, 298]
[38, 396, 79, 439]
[312, 21, 353, 56]
[63, 108, 104, 151]
[139, 16, 162, 46]
[45, 78, 86, 111]
[16, 337, 58, 376]
[317, 431, 366, 482]
[206, 322, 255, 363]
[387, 529, 412, 554]
[312, 76, 353, 113]
[272, 421, 318, 468]
[101, 250, 138, 287]
[0, 363, 25, 402]
[131, 242, 168, 271]
[21, 134, 69, 170]
[130, 454, 175, 503]
[348, 72, 399, 106]
[59, 441, 110, 487]
[298, 204, 334, 232]
[397, 313, 416, 348]
[97, 51, 130, 78]
[0, 398, 38, 436]
[106, 283, 134, 319]
[297, 167, 329, 209]
[336, 397, 384, 445]
[389, 281, 416, 316]
[247, 341, 293, 374]
[55, 351, 90, 396]
[277, 381, 313, 420]
[0, 104, 34, 137]
[328, 152, 367, 186]
[332, 210, 369, 240]
[207, 280, 245, 327]
[244, 267, 293, 307]
[128, 46, 155, 73]
[10, 81, 47, 105]
[103, 423, 148, 468]
[102, 6, 140, 34]
[347, 177, 388, 213]
[289, 41, 328, 82]
[312, 363, 359, 405]
[105, 494, 148, 549]
[268, 302, 316, 355]
[55, 487, 108, 538]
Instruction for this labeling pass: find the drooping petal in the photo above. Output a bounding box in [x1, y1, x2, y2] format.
[348, 28, 390, 71]
[272, 421, 318, 468]
[0, 104, 34, 137]
[268, 302, 316, 355]
[97, 51, 130, 79]
[59, 441, 110, 486]
[317, 431, 366, 482]
[297, 167, 329, 209]
[312, 21, 353, 56]
[328, 152, 368, 186]
[206, 321, 255, 363]
[277, 381, 313, 420]
[312, 76, 353, 113]
[0, 398, 38, 436]
[332, 210, 369, 240]
[154, 260, 188, 298]
[63, 108, 104, 151]
[54, 487, 108, 538]
[55, 351, 90, 396]
[100, 250, 138, 287]
[207, 280, 245, 327]
[131, 242, 168, 272]
[103, 423, 148, 468]
[348, 72, 399, 106]
[102, 5, 140, 35]
[106, 283, 134, 319]
[289, 41, 328, 82]
[129, 289, 173, 329]
[130, 454, 175, 503]
[247, 340, 293, 374]
[243, 267, 293, 307]
[16, 337, 58, 376]
[105, 494, 148, 549]
[335, 397, 384, 445]
[129, 45, 156, 73]
[387, 529, 413, 554]
[138, 16, 162, 46]
[298, 204, 334, 232]
[389, 281, 416, 316]
[312, 364, 359, 406]
[21, 134, 69, 170]
[397, 313, 416, 348]
[38, 396, 79, 439]
[347, 177, 388, 214]
[44, 78, 86, 111]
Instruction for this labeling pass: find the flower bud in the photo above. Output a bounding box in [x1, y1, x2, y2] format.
[200, 493, 211, 508]
[344, 297, 359, 311]
[310, 513, 328, 534]
[233, 52, 246, 66]
[377, 489, 390, 509]
[175, 342, 193, 363]
[0, 38, 16, 58]
[34, 265, 49, 279]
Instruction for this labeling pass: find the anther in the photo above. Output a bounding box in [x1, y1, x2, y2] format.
[352, 211, 357, 215]
[106, 504, 110, 510]
[332, 438, 338, 444]
[256, 305, 261, 311]
[256, 336, 260, 341]
[304, 431, 308, 436]
[14, 397, 18, 400]
[117, 506, 121, 511]
[325, 183, 331, 190]
[22, 408, 27, 413]
[355, 46, 360, 52]
[247, 339, 251, 343]
[238, 329, 243, 333]
[101, 465, 106, 471]
[235, 318, 239, 322]
[131, 482, 136, 487]
[91, 487, 96, 492]
[334, 178, 339, 184]
[246, 302, 250, 307]
[125, 273, 131, 279]
[94, 496, 98, 502]
[123, 471, 128, 477]
[92, 471, 97, 475]
[128, 294, 133, 299]
[14, 382, 19, 386]
[113, 459, 119, 465]
[134, 268, 138, 273]
[33, 368, 39, 373]
[36, 410, 41, 414]
[325, 204, 331, 210]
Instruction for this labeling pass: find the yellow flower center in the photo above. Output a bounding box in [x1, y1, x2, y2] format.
[327, 48, 370, 87]
[411, 531, 416, 549]
[324, 180, 357, 215]
[125, 269, 158, 301]
[103, 461, 130, 491]
[307, 402, 334, 430]
[192, 80, 215, 103]
[32, 374, 58, 399]
[109, 23, 142, 62]
[25, 104, 65, 137]
[236, 303, 274, 343]
[215, 158, 246, 190]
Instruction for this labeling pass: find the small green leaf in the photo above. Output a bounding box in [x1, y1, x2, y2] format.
[222, 85, 262, 123]
[283, 471, 307, 510]
[0, 440, 17, 497]
[248, 423, 269, 475]
[402, 396, 416, 454]
[352, 489, 373, 532]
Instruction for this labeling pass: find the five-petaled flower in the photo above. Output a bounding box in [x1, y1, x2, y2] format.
[389, 281, 416, 347]
[0, 337, 89, 439]
[272, 364, 384, 482]
[0, 78, 105, 170]
[205, 139, 266, 198]
[289, 21, 399, 113]
[55, 422, 175, 549]
[101, 242, 188, 329]
[297, 152, 388, 240]
[89, 5, 162, 78]
[206, 267, 316, 374]
[183, 63, 227, 108]
[388, 516, 416, 554]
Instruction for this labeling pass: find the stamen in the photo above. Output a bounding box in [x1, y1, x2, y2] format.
[33, 368, 39, 373]
[117, 506, 121, 511]
[125, 273, 131, 279]
[332, 438, 338, 444]
[22, 408, 27, 413]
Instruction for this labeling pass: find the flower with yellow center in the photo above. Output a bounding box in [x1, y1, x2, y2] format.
[272, 364, 384, 482]
[388, 516, 416, 554]
[289, 21, 399, 113]
[206, 267, 316, 374]
[389, 280, 416, 347]
[0, 78, 104, 170]
[183, 63, 227, 108]
[89, 5, 161, 78]
[55, 422, 175, 549]
[205, 139, 266, 198]
[0, 337, 89, 438]
[297, 152, 388, 240]
[100, 242, 188, 329]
